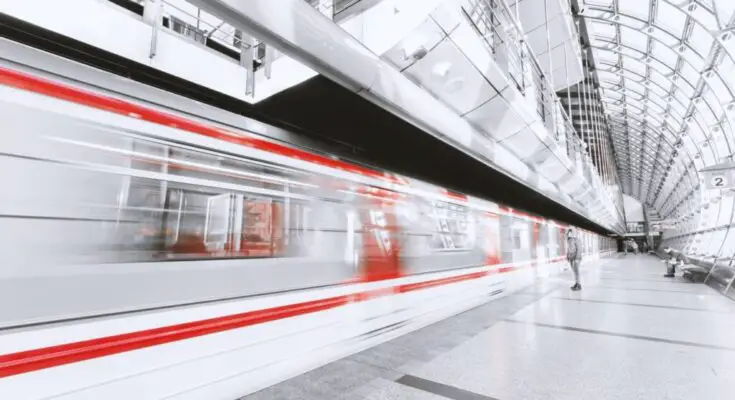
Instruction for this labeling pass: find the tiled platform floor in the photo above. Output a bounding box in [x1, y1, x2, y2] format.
[244, 255, 735, 400]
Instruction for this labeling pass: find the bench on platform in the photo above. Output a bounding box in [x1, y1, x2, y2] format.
[680, 264, 708, 283]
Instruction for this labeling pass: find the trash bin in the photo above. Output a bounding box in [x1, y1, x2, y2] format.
[664, 261, 675, 278]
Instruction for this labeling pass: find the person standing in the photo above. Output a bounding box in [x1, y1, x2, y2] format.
[566, 228, 582, 291]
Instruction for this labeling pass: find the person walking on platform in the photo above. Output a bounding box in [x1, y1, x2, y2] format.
[566, 228, 582, 291]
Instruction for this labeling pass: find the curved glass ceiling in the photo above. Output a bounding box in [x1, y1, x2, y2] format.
[579, 0, 735, 221]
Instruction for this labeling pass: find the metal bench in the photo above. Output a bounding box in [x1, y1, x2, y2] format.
[680, 263, 708, 283]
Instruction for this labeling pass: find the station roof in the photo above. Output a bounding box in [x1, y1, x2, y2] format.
[578, 0, 735, 220]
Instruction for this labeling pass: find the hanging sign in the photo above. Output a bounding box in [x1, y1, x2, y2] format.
[701, 162, 735, 190]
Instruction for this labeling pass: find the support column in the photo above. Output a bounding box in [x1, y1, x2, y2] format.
[143, 0, 164, 58]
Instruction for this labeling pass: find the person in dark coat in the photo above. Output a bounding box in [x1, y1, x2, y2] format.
[567, 228, 582, 291]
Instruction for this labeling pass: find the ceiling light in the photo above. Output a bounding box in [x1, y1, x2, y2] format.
[431, 61, 452, 78]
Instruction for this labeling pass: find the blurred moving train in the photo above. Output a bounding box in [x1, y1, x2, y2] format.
[0, 54, 615, 399]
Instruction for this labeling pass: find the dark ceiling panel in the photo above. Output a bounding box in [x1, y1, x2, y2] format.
[255, 75, 611, 233]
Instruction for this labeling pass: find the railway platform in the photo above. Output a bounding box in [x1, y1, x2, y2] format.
[246, 255, 735, 400]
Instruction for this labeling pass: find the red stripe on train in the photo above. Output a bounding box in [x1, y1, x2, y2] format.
[0, 66, 402, 185]
[0, 256, 580, 378]
[0, 267, 509, 379]
[397, 271, 487, 293]
[0, 296, 351, 379]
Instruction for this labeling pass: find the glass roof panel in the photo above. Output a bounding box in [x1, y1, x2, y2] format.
[688, 24, 714, 58]
[706, 73, 731, 103]
[703, 91, 724, 117]
[656, 2, 686, 37]
[620, 46, 643, 59]
[691, 6, 719, 36]
[588, 21, 616, 38]
[580, 0, 735, 221]
[618, 0, 649, 20]
[651, 26, 679, 47]
[650, 70, 670, 88]
[618, 14, 647, 30]
[702, 148, 717, 164]
[649, 58, 670, 74]
[595, 50, 618, 64]
[620, 26, 648, 52]
[625, 58, 646, 75]
[679, 63, 700, 88]
[718, 0, 735, 30]
[651, 44, 679, 68]
[650, 84, 669, 98]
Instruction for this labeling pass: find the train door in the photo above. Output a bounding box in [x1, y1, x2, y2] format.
[204, 193, 234, 253]
[480, 212, 502, 265]
[512, 218, 531, 263]
[358, 187, 403, 282]
[240, 197, 285, 257]
[547, 224, 559, 259]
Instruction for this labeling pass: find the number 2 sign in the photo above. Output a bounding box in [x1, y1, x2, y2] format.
[705, 172, 733, 189]
[712, 175, 727, 187]
[701, 163, 735, 190]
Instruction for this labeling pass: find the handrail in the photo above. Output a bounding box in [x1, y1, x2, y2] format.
[466, 0, 624, 223]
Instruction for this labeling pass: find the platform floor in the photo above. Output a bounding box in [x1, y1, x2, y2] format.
[244, 255, 735, 400]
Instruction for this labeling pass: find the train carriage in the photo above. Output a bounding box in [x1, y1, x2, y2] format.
[0, 62, 615, 399]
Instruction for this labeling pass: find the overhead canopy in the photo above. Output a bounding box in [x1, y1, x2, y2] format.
[578, 0, 735, 222]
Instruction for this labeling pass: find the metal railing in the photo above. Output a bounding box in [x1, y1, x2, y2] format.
[464, 0, 622, 225]
[464, 0, 525, 94]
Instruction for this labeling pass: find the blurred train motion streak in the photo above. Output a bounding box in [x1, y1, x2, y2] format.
[0, 65, 615, 399]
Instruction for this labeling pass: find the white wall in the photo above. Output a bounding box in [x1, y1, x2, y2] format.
[0, 0, 251, 101]
[623, 194, 644, 222]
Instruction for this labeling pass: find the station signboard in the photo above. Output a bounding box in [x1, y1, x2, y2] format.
[701, 162, 735, 190]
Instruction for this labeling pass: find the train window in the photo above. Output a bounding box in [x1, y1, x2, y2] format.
[429, 201, 474, 251]
[205, 193, 233, 249]
[123, 184, 312, 260]
[93, 134, 352, 262]
[163, 189, 211, 255]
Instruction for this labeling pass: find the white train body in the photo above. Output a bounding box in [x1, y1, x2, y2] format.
[0, 64, 615, 399]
